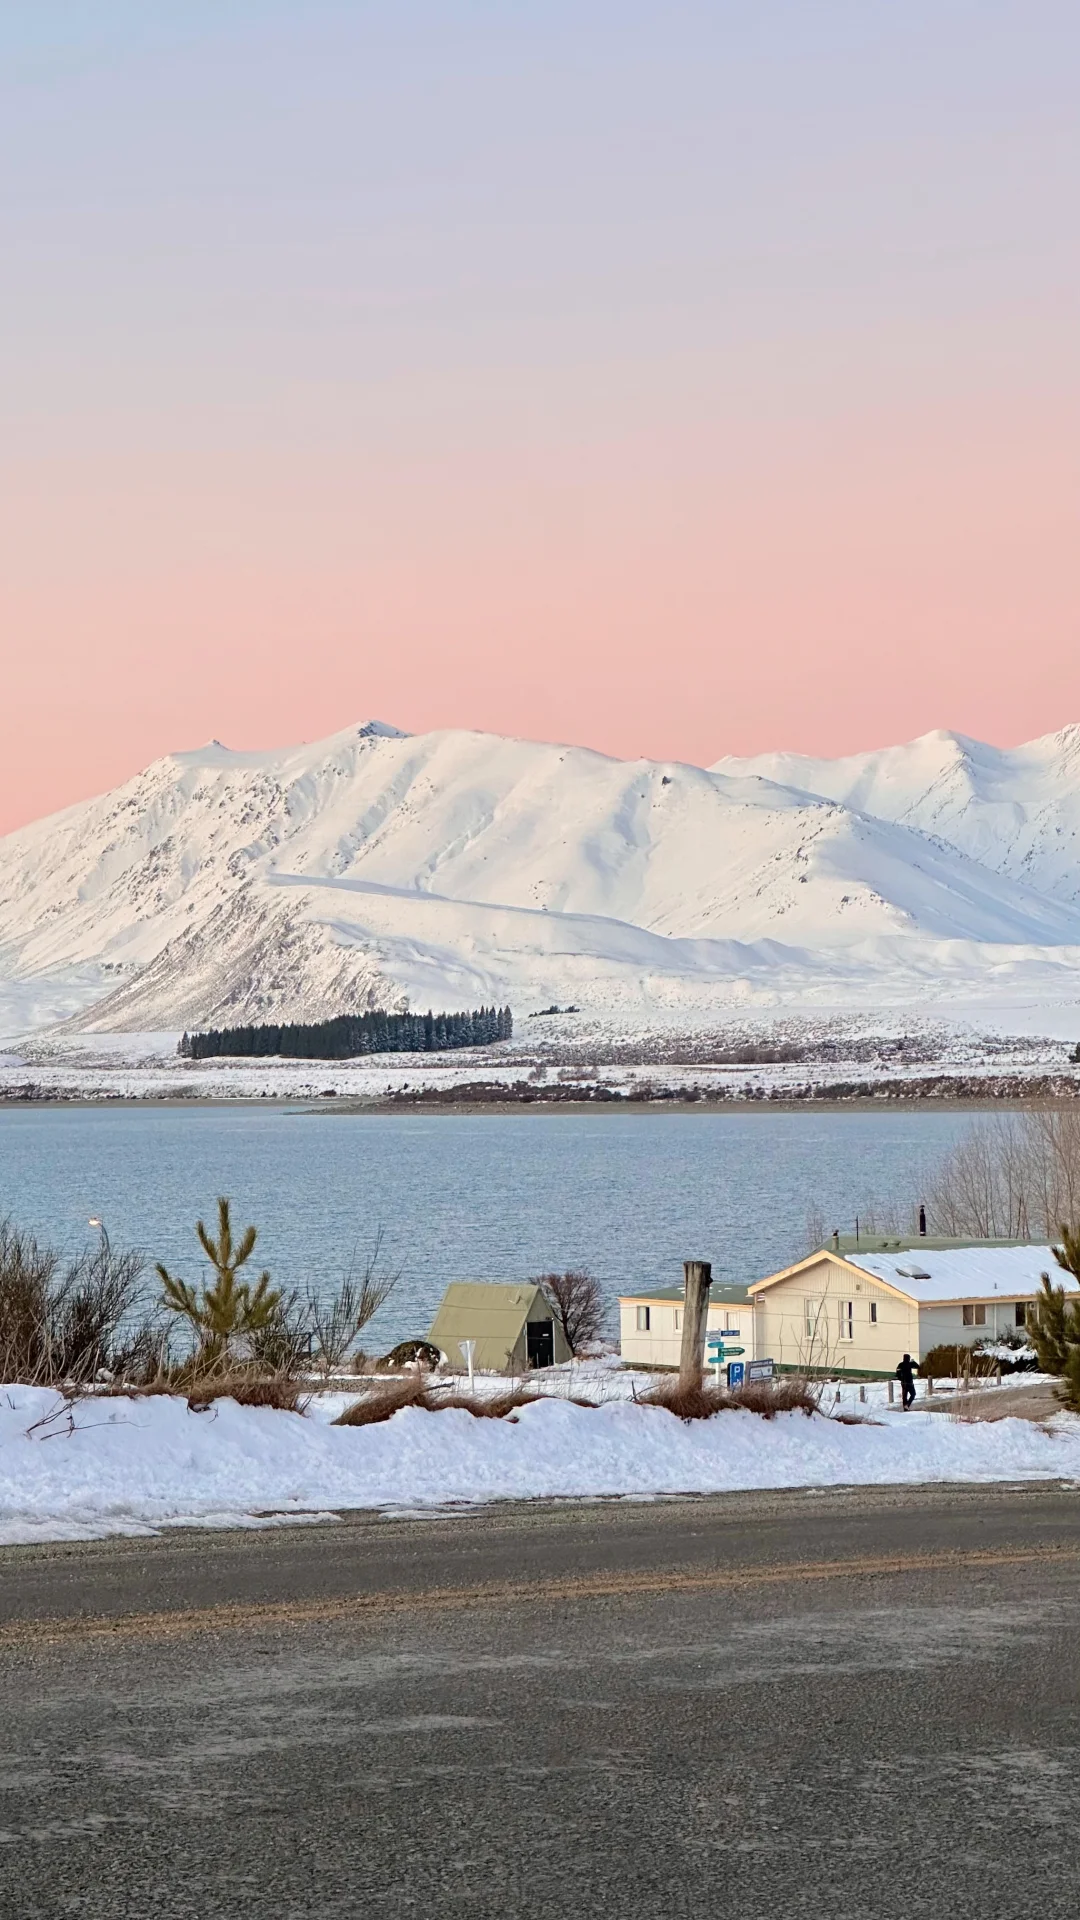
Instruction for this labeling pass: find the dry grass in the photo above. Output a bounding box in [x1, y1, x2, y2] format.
[332, 1377, 431, 1425]
[185, 1373, 309, 1413]
[638, 1377, 821, 1420]
[92, 1369, 309, 1412]
[331, 1381, 594, 1426]
[335, 1374, 827, 1426]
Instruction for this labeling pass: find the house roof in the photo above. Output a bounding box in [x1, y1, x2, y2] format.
[618, 1284, 754, 1305]
[832, 1235, 1029, 1255]
[844, 1245, 1076, 1305]
[748, 1243, 1078, 1306]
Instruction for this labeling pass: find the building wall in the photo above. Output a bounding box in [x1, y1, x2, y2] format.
[619, 1299, 755, 1370]
[916, 1298, 1027, 1356]
[752, 1256, 919, 1374]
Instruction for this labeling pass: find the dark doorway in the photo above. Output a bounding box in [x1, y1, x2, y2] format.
[526, 1320, 555, 1368]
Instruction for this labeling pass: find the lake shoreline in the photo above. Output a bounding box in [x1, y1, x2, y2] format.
[1, 1087, 1077, 1115]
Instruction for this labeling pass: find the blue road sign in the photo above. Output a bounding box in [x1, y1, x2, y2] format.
[727, 1361, 745, 1388]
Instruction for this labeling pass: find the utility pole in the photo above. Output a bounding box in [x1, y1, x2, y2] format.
[679, 1259, 712, 1388]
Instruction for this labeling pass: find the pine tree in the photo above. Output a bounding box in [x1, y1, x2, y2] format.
[157, 1197, 280, 1368]
[1028, 1224, 1080, 1411]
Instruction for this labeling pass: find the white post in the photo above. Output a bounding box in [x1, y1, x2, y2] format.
[461, 1339, 476, 1392]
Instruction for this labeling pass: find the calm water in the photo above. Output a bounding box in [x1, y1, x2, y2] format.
[0, 1105, 980, 1348]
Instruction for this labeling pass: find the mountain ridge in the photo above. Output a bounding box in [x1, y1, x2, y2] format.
[2, 720, 1079, 1037]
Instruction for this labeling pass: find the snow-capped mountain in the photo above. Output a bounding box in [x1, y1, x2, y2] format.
[714, 727, 1080, 906]
[2, 721, 1079, 1036]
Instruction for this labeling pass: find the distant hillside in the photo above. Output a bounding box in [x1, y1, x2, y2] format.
[2, 720, 1079, 1036]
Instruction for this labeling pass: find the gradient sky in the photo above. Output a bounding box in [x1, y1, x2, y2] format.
[2, 1, 1079, 831]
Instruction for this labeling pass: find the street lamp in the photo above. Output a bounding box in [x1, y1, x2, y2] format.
[88, 1217, 110, 1260]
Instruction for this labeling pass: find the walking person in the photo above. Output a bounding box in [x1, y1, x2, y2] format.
[896, 1352, 917, 1410]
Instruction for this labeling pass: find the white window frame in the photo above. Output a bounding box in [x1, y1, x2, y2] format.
[636, 1305, 650, 1332]
[962, 1303, 986, 1327]
[837, 1299, 854, 1342]
[804, 1297, 825, 1340]
[869, 1301, 878, 1324]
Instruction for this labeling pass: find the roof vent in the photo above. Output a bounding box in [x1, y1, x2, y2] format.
[896, 1264, 931, 1280]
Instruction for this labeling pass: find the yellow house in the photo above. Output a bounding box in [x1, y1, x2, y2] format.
[619, 1284, 755, 1370]
[748, 1240, 1069, 1373]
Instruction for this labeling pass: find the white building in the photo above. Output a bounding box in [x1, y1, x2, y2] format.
[618, 1284, 755, 1370]
[748, 1241, 1070, 1373]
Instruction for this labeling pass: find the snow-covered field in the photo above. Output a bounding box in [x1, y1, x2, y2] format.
[2, 1376, 1077, 1546]
[4, 1006, 1078, 1102]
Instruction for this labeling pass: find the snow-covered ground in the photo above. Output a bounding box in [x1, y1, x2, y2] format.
[2, 1003, 1078, 1102]
[2, 1375, 1076, 1546]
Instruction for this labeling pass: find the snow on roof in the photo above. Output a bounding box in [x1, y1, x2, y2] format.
[846, 1244, 1078, 1303]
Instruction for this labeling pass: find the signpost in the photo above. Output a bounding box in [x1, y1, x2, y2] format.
[747, 1358, 775, 1384]
[706, 1336, 744, 1384]
[726, 1360, 745, 1389]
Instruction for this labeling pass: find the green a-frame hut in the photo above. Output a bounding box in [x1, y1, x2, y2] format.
[428, 1282, 571, 1373]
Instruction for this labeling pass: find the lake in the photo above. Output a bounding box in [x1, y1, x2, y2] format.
[0, 1104, 982, 1349]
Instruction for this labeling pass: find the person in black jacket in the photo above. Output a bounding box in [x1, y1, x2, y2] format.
[896, 1353, 917, 1410]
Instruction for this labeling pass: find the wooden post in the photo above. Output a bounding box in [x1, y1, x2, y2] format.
[678, 1260, 712, 1387]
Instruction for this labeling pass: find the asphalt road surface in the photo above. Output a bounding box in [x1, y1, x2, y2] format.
[2, 1482, 1079, 1918]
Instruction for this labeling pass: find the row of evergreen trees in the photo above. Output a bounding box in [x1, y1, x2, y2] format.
[178, 1005, 513, 1062]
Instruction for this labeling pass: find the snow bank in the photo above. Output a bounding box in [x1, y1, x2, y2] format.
[2, 1386, 1079, 1545]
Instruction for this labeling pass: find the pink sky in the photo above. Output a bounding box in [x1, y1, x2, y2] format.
[2, 3, 1078, 833]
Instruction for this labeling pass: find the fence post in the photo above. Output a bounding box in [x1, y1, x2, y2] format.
[888, 1379, 894, 1405]
[859, 1384, 866, 1404]
[678, 1260, 712, 1388]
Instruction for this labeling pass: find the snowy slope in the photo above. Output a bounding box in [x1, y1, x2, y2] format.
[715, 726, 1080, 906]
[1, 721, 1080, 1035]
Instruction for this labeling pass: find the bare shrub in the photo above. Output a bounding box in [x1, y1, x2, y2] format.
[0, 1218, 147, 1386]
[307, 1230, 401, 1378]
[0, 1221, 56, 1381]
[919, 1343, 998, 1381]
[802, 1206, 830, 1255]
[925, 1109, 1080, 1240]
[247, 1290, 310, 1377]
[538, 1270, 605, 1355]
[50, 1240, 147, 1382]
